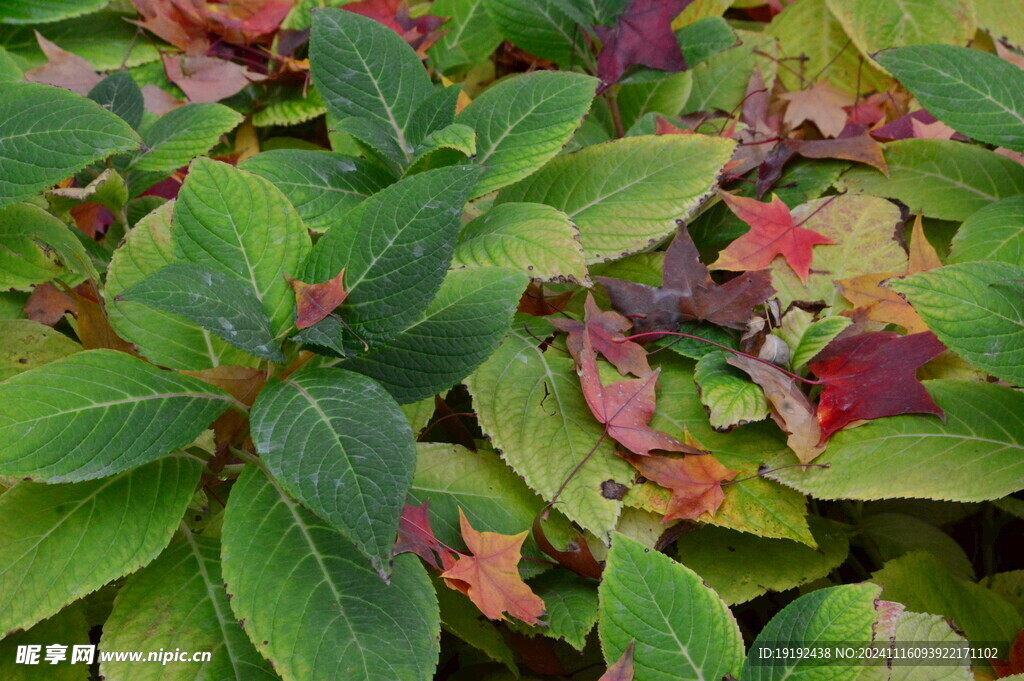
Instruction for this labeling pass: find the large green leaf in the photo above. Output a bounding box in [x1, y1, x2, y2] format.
[428, 0, 503, 74]
[0, 603, 89, 681]
[453, 202, 587, 283]
[0, 457, 200, 635]
[88, 71, 144, 130]
[840, 139, 1024, 221]
[250, 368, 415, 575]
[301, 165, 482, 349]
[221, 466, 440, 681]
[310, 8, 434, 159]
[646, 352, 813, 546]
[770, 194, 905, 308]
[0, 319, 79, 380]
[457, 71, 596, 197]
[827, 0, 975, 58]
[407, 443, 568, 574]
[599, 533, 744, 681]
[676, 517, 849, 605]
[694, 351, 769, 430]
[949, 196, 1024, 265]
[131, 103, 243, 173]
[105, 201, 255, 370]
[770, 380, 1024, 501]
[876, 45, 1024, 151]
[240, 150, 393, 233]
[497, 135, 736, 264]
[892, 262, 1024, 385]
[685, 29, 779, 114]
[858, 610, 972, 681]
[174, 158, 311, 336]
[100, 532, 276, 681]
[858, 512, 974, 579]
[465, 318, 632, 538]
[0, 202, 100, 285]
[0, 350, 232, 482]
[526, 569, 598, 651]
[344, 267, 525, 404]
[743, 584, 882, 681]
[483, 0, 591, 67]
[120, 263, 285, 363]
[0, 82, 139, 209]
[619, 72, 692, 132]
[872, 551, 1023, 645]
[0, 0, 109, 24]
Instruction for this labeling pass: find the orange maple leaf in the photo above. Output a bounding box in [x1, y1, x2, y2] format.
[441, 509, 546, 625]
[712, 191, 833, 283]
[287, 268, 348, 330]
[781, 81, 854, 138]
[837, 214, 940, 332]
[622, 452, 738, 522]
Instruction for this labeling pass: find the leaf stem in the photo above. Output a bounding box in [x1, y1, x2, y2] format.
[721, 462, 830, 485]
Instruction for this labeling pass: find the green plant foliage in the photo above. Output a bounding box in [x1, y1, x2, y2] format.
[2, 3, 1024, 679]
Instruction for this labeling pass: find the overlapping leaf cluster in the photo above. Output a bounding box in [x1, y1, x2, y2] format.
[1, 1, 1023, 680]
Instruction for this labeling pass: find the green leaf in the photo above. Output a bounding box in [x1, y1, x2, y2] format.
[983, 571, 1024, 618]
[770, 194, 905, 308]
[765, 0, 886, 94]
[872, 551, 1023, 645]
[0, 82, 139, 209]
[407, 443, 570, 574]
[0, 0, 108, 24]
[105, 202, 256, 370]
[221, 466, 440, 681]
[407, 122, 477, 173]
[88, 71, 143, 130]
[0, 46, 21, 81]
[174, 158, 312, 336]
[694, 351, 770, 430]
[433, 575, 517, 673]
[743, 584, 882, 681]
[458, 71, 597, 197]
[0, 12, 163, 71]
[858, 610, 973, 681]
[0, 319, 80, 380]
[646, 353, 813, 545]
[406, 86, 461, 147]
[770, 380, 1024, 502]
[684, 29, 780, 114]
[428, 0, 503, 74]
[827, 0, 975, 57]
[775, 309, 852, 371]
[949, 196, 1024, 265]
[132, 103, 243, 173]
[0, 456, 201, 635]
[465, 318, 633, 538]
[527, 569, 598, 651]
[483, 0, 591, 67]
[892, 262, 1024, 385]
[676, 516, 849, 605]
[0, 202, 100, 284]
[301, 165, 482, 349]
[100, 532, 276, 681]
[0, 350, 232, 482]
[858, 513, 974, 580]
[974, 0, 1024, 49]
[497, 135, 736, 264]
[677, 16, 739, 66]
[120, 263, 285, 363]
[618, 72, 692, 132]
[252, 84, 325, 128]
[840, 139, 1024, 221]
[241, 149, 393, 233]
[311, 8, 434, 159]
[599, 533, 744, 681]
[0, 603, 89, 681]
[337, 115, 409, 169]
[453, 202, 587, 283]
[876, 45, 1024, 151]
[250, 368, 415, 575]
[344, 267, 526, 404]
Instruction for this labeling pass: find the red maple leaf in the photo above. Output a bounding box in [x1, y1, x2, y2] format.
[623, 451, 738, 521]
[577, 332, 694, 457]
[712, 191, 833, 283]
[286, 268, 348, 330]
[551, 293, 651, 376]
[808, 331, 947, 442]
[394, 501, 449, 570]
[344, 0, 446, 54]
[596, 226, 774, 335]
[993, 629, 1024, 678]
[594, 0, 693, 91]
